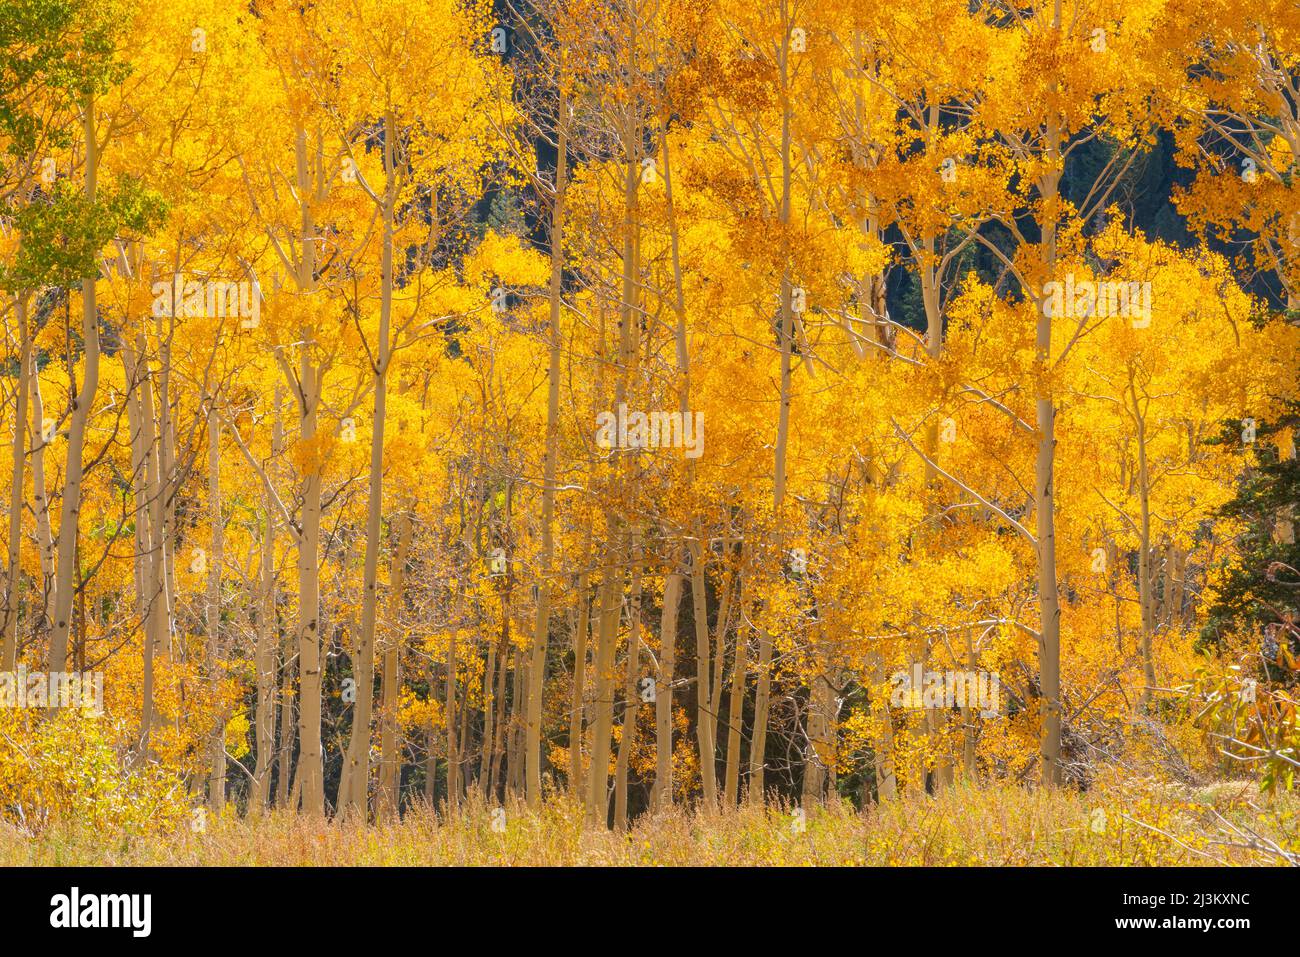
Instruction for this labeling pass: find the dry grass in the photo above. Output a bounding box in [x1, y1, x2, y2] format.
[3, 777, 1296, 866]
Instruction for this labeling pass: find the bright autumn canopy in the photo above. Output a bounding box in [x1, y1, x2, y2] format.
[0, 0, 1298, 838]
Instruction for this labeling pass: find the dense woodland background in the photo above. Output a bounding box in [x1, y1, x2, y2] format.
[1, 0, 1299, 837]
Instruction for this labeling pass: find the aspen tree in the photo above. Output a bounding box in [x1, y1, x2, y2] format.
[250, 435, 279, 814]
[613, 533, 643, 827]
[46, 90, 99, 679]
[569, 535, 593, 799]
[753, 0, 801, 801]
[525, 52, 569, 810]
[1, 293, 28, 673]
[205, 400, 225, 809]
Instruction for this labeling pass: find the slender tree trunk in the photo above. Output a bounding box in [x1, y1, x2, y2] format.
[155, 311, 177, 670]
[30, 352, 56, 613]
[707, 562, 733, 780]
[484, 576, 509, 798]
[751, 12, 796, 800]
[251, 460, 278, 815]
[655, 88, 691, 814]
[122, 342, 148, 652]
[341, 109, 397, 815]
[1035, 94, 1064, 787]
[481, 619, 499, 797]
[569, 560, 591, 800]
[276, 641, 297, 808]
[584, 51, 640, 822]
[377, 508, 412, 820]
[613, 534, 642, 828]
[272, 390, 295, 810]
[525, 72, 567, 809]
[206, 402, 226, 811]
[48, 92, 100, 678]
[459, 652, 475, 795]
[1132, 379, 1156, 712]
[689, 538, 718, 808]
[652, 564, 681, 809]
[963, 625, 977, 779]
[424, 658, 438, 806]
[586, 558, 621, 824]
[296, 353, 325, 815]
[2, 294, 31, 672]
[293, 121, 326, 816]
[445, 623, 460, 812]
[488, 634, 511, 799]
[722, 572, 749, 807]
[920, 212, 954, 792]
[136, 337, 166, 752]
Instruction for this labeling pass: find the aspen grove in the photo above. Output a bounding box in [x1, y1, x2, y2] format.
[1, 0, 1299, 840]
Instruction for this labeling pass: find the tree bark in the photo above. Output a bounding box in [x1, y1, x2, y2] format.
[293, 121, 326, 816]
[722, 570, 748, 807]
[689, 537, 718, 808]
[586, 558, 621, 824]
[1035, 91, 1064, 787]
[652, 565, 681, 809]
[377, 508, 412, 819]
[568, 560, 591, 800]
[2, 294, 30, 672]
[206, 402, 226, 811]
[47, 92, 100, 679]
[526, 74, 567, 807]
[751, 7, 796, 800]
[250, 446, 278, 815]
[613, 534, 642, 828]
[341, 108, 397, 815]
[1132, 376, 1156, 712]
